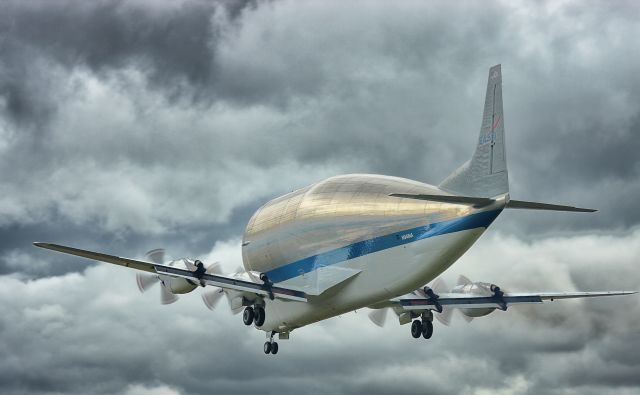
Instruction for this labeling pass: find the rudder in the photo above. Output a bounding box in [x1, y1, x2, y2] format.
[439, 64, 509, 198]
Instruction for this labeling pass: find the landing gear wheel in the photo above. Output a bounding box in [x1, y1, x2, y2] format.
[243, 307, 255, 326]
[254, 306, 266, 327]
[422, 320, 433, 339]
[411, 320, 422, 338]
[263, 341, 272, 354]
[271, 342, 279, 354]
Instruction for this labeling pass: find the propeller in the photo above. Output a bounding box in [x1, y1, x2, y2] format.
[136, 249, 221, 305]
[456, 274, 474, 322]
[135, 248, 180, 305]
[430, 277, 454, 326]
[457, 274, 472, 286]
[368, 308, 391, 327]
[367, 276, 457, 328]
[201, 264, 247, 314]
[202, 287, 225, 310]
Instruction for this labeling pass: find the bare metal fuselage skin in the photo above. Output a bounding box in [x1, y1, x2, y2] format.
[241, 174, 503, 332]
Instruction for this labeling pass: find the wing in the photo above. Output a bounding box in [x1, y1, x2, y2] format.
[392, 291, 636, 311]
[33, 242, 307, 302]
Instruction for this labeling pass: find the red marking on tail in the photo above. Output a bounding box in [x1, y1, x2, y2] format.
[491, 116, 502, 131]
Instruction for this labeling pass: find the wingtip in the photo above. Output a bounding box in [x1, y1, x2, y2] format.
[33, 242, 46, 248]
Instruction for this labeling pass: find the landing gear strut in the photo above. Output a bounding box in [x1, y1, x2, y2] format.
[264, 331, 278, 355]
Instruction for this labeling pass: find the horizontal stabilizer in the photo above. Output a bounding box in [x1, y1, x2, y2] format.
[389, 193, 494, 207]
[505, 200, 596, 212]
[389, 193, 596, 213]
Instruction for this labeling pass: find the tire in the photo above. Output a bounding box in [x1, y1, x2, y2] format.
[254, 306, 266, 327]
[263, 342, 272, 354]
[411, 320, 422, 338]
[422, 320, 433, 339]
[271, 342, 279, 355]
[242, 307, 254, 326]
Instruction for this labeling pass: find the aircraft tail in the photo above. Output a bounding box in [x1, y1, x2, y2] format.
[439, 64, 509, 198]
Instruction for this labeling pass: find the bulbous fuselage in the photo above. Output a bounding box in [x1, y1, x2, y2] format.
[239, 174, 498, 332]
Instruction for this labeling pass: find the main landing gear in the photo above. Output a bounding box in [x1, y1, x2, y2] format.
[264, 331, 279, 355]
[242, 305, 266, 327]
[410, 312, 434, 340]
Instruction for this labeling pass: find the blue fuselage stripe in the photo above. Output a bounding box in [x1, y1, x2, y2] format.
[265, 209, 502, 283]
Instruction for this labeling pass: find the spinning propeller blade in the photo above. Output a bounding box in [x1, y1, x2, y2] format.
[429, 277, 454, 326]
[456, 274, 474, 322]
[160, 281, 179, 305]
[457, 274, 472, 286]
[202, 288, 225, 310]
[368, 308, 390, 327]
[136, 273, 159, 292]
[201, 264, 247, 314]
[206, 262, 222, 275]
[139, 248, 181, 305]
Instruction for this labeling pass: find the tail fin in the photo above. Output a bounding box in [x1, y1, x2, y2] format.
[439, 65, 509, 198]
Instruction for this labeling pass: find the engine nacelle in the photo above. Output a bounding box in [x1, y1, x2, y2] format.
[164, 277, 198, 294]
[157, 258, 200, 295]
[452, 281, 502, 318]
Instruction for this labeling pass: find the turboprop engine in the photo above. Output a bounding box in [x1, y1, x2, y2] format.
[453, 275, 504, 318]
[136, 249, 219, 304]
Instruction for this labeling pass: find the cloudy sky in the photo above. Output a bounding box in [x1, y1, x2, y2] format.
[1, 0, 639, 394]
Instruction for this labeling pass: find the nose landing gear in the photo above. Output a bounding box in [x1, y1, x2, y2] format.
[264, 331, 279, 355]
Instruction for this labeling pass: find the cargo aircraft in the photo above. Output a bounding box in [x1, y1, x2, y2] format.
[34, 65, 636, 355]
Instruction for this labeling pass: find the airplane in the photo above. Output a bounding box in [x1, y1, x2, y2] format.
[34, 65, 636, 355]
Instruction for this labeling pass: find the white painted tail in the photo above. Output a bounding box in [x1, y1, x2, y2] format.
[440, 64, 509, 198]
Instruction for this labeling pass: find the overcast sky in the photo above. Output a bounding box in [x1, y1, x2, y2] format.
[1, 0, 639, 394]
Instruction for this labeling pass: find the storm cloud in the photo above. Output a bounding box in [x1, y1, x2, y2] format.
[1, 0, 639, 394]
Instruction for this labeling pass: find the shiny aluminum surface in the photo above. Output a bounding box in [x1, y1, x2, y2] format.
[242, 174, 472, 274]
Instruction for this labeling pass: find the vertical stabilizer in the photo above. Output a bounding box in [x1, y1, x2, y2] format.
[439, 65, 509, 198]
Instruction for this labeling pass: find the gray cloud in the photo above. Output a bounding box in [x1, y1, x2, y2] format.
[2, 0, 640, 394]
[1, 0, 638, 243]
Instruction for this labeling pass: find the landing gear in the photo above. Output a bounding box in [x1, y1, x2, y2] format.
[263, 341, 278, 354]
[422, 320, 433, 339]
[242, 305, 266, 326]
[242, 307, 254, 325]
[410, 317, 434, 339]
[264, 332, 279, 355]
[254, 306, 266, 327]
[411, 320, 422, 338]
